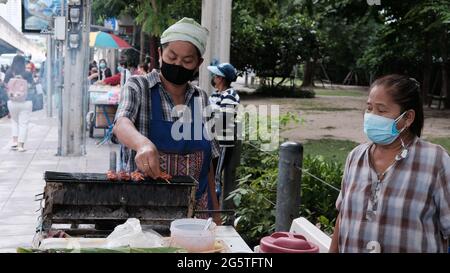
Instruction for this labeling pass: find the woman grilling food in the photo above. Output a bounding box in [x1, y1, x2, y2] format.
[112, 18, 221, 224]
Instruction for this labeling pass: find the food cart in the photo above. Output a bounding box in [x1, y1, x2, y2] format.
[88, 84, 121, 140]
[87, 31, 129, 142]
[32, 154, 252, 253]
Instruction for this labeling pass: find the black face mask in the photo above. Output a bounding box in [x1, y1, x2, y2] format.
[160, 60, 196, 85]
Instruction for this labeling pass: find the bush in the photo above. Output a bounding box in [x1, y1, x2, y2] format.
[248, 85, 315, 98]
[227, 144, 343, 247]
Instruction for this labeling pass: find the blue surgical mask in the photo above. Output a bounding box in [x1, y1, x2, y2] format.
[363, 112, 407, 145]
[99, 63, 106, 69]
[117, 66, 124, 73]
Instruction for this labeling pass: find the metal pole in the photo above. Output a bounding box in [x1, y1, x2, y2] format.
[222, 140, 242, 211]
[275, 141, 303, 232]
[56, 0, 65, 156]
[45, 35, 53, 117]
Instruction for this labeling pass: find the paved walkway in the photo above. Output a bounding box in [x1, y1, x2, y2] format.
[0, 109, 118, 252]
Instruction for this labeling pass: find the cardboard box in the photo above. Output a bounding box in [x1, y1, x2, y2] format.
[95, 105, 118, 128]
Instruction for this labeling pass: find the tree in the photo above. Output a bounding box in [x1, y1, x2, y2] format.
[230, 0, 379, 90]
[92, 0, 201, 67]
[358, 0, 450, 108]
[231, 0, 320, 89]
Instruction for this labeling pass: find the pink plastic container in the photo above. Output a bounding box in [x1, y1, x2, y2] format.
[259, 232, 319, 253]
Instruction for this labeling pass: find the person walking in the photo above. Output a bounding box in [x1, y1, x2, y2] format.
[4, 55, 34, 152]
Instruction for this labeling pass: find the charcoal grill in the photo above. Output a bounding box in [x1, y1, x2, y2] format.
[40, 171, 198, 236]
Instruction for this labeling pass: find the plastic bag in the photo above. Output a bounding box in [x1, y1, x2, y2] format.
[106, 218, 164, 248]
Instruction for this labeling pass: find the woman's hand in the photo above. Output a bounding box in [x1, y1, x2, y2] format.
[135, 142, 161, 179]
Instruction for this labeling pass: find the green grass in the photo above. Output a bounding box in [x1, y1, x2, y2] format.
[303, 139, 359, 165]
[302, 138, 449, 166]
[429, 137, 450, 152]
[293, 100, 359, 112]
[314, 88, 367, 97]
[299, 107, 359, 112]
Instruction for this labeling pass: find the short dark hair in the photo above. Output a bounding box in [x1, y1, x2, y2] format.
[371, 74, 424, 137]
[119, 60, 127, 68]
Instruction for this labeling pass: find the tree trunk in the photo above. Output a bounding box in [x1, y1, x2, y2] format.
[149, 35, 159, 70]
[442, 63, 449, 109]
[422, 32, 432, 105]
[148, 0, 160, 70]
[441, 28, 450, 109]
[140, 28, 146, 64]
[301, 60, 316, 88]
[132, 24, 140, 49]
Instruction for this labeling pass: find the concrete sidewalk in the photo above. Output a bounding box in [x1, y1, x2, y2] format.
[0, 109, 118, 252]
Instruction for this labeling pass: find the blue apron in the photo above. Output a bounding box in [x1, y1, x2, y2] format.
[148, 84, 213, 208]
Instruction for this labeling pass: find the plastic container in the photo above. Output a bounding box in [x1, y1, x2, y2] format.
[170, 218, 216, 252]
[259, 232, 319, 253]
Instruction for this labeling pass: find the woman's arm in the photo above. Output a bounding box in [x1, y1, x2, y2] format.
[113, 117, 160, 179]
[329, 214, 340, 253]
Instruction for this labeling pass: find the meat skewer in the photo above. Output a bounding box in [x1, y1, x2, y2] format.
[117, 170, 131, 181]
[106, 170, 118, 181]
[107, 163, 172, 183]
[159, 171, 172, 184]
[131, 171, 145, 182]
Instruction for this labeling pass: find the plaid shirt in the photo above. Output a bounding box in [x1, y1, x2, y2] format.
[114, 70, 220, 172]
[336, 137, 450, 253]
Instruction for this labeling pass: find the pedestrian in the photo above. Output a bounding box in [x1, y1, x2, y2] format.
[98, 59, 112, 81]
[89, 60, 98, 74]
[207, 63, 240, 200]
[4, 55, 34, 152]
[100, 60, 128, 87]
[0, 69, 8, 119]
[137, 63, 149, 75]
[88, 67, 99, 84]
[329, 75, 450, 253]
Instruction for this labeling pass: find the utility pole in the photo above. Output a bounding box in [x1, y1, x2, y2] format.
[55, 0, 66, 156]
[61, 0, 91, 156]
[200, 0, 232, 94]
[45, 34, 54, 117]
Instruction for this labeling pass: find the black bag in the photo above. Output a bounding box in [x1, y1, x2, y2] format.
[0, 86, 9, 118]
[31, 93, 44, 112]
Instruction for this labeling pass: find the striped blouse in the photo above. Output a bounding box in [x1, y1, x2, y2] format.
[336, 137, 450, 253]
[209, 88, 240, 111]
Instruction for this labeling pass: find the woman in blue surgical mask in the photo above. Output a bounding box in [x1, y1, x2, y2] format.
[98, 59, 112, 81]
[329, 74, 450, 253]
